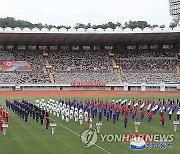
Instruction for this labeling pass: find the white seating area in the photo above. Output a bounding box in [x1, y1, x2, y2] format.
[0, 51, 15, 60]
[122, 73, 180, 84]
[49, 50, 110, 71]
[118, 58, 177, 72]
[0, 72, 50, 84]
[115, 49, 177, 72]
[115, 49, 176, 58]
[0, 49, 179, 85]
[9, 50, 44, 71]
[53, 72, 119, 84]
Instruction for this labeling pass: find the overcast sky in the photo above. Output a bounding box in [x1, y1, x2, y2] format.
[0, 0, 172, 26]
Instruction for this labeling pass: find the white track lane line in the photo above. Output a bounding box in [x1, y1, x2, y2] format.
[49, 116, 111, 154]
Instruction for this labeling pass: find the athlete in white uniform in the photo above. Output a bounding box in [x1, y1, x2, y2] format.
[53, 106, 56, 116]
[134, 119, 140, 132]
[74, 111, 78, 122]
[177, 109, 180, 120]
[50, 121, 57, 135]
[61, 107, 65, 120]
[84, 111, 88, 122]
[70, 109, 74, 120]
[56, 108, 60, 117]
[65, 109, 70, 122]
[79, 113, 83, 125]
[173, 119, 179, 132]
[96, 121, 102, 134]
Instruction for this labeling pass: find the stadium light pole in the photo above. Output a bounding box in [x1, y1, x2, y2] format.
[169, 0, 180, 26]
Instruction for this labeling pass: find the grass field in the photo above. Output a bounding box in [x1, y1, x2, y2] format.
[0, 95, 180, 154]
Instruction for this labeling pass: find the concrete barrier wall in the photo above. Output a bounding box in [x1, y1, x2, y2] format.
[0, 84, 179, 91]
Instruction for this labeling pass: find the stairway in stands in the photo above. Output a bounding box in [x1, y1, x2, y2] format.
[176, 51, 180, 73]
[109, 52, 123, 84]
[42, 51, 55, 84]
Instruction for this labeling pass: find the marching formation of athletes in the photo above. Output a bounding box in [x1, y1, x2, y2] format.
[1, 97, 179, 136]
[5, 99, 59, 135]
[34, 97, 180, 133]
[0, 104, 9, 135]
[35, 98, 90, 126]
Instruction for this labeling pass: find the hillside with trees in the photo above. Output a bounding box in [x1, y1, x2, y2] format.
[0, 17, 178, 30]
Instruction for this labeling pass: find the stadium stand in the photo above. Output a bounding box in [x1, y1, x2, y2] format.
[0, 51, 14, 60]
[0, 50, 49, 84]
[49, 50, 120, 84]
[9, 50, 45, 71]
[0, 72, 50, 84]
[49, 50, 110, 71]
[114, 49, 180, 84]
[54, 72, 119, 84]
[0, 49, 179, 85]
[122, 73, 180, 84]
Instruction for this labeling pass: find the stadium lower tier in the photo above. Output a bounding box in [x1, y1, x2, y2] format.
[0, 72, 180, 84]
[53, 72, 119, 84]
[0, 73, 50, 84]
[122, 73, 180, 84]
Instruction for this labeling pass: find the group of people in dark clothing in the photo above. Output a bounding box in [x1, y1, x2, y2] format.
[5, 99, 50, 129]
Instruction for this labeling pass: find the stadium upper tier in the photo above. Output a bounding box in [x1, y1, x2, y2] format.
[115, 49, 178, 73]
[49, 50, 110, 71]
[0, 49, 179, 84]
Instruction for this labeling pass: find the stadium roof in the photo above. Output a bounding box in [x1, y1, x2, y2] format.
[0, 27, 180, 46]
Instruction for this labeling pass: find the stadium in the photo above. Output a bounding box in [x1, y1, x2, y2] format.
[0, 0, 180, 154]
[0, 26, 180, 91]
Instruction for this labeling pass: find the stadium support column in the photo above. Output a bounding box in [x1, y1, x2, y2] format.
[57, 46, 61, 51]
[100, 46, 105, 50]
[14, 45, 17, 50]
[159, 45, 163, 49]
[113, 46, 116, 50]
[90, 46, 94, 50]
[173, 44, 178, 49]
[120, 45, 127, 51]
[147, 44, 151, 50]
[47, 46, 50, 50]
[79, 46, 83, 50]
[68, 46, 72, 51]
[36, 46, 39, 51]
[136, 45, 140, 50]
[25, 45, 29, 50]
[4, 45, 7, 50]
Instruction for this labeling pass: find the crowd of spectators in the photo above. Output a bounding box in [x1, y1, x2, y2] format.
[9, 50, 45, 71]
[115, 49, 177, 72]
[115, 49, 176, 59]
[0, 72, 50, 84]
[0, 51, 14, 60]
[53, 72, 119, 84]
[49, 50, 110, 71]
[0, 49, 179, 85]
[115, 49, 180, 84]
[118, 58, 177, 72]
[122, 73, 180, 84]
[0, 50, 49, 84]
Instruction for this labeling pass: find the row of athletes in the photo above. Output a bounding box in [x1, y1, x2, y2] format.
[35, 98, 180, 126]
[35, 98, 180, 133]
[5, 99, 51, 129]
